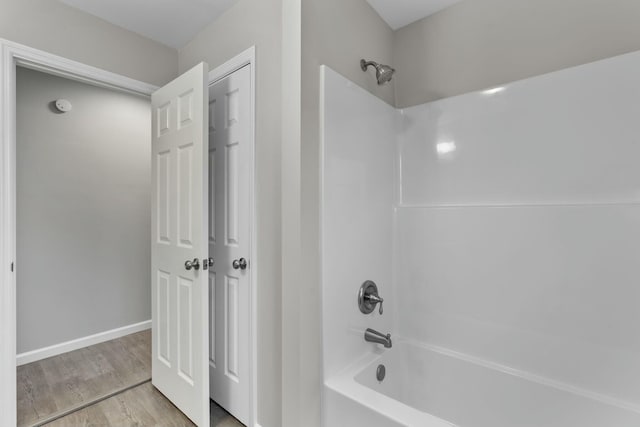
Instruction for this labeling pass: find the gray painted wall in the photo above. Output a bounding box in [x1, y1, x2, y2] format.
[303, 0, 395, 107]
[299, 1, 394, 426]
[179, 1, 284, 425]
[17, 67, 151, 353]
[393, 0, 640, 107]
[280, 1, 302, 425]
[0, 0, 178, 86]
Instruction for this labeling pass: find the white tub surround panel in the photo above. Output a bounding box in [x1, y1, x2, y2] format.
[397, 50, 640, 413]
[322, 50, 640, 427]
[398, 50, 640, 206]
[396, 206, 640, 408]
[320, 66, 398, 380]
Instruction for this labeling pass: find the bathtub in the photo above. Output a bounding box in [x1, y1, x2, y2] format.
[324, 340, 640, 427]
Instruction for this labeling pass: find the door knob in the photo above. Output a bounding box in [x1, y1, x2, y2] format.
[185, 258, 200, 271]
[203, 257, 214, 270]
[232, 258, 247, 270]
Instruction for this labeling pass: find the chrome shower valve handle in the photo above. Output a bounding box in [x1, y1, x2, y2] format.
[368, 294, 384, 315]
[358, 280, 385, 315]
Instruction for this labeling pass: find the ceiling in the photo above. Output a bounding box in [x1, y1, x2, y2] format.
[366, 0, 461, 30]
[58, 0, 237, 49]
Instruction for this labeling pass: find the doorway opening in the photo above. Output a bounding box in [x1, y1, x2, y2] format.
[15, 65, 154, 427]
[1, 41, 257, 427]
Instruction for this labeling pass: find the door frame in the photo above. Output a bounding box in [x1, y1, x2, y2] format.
[0, 39, 158, 427]
[207, 46, 258, 427]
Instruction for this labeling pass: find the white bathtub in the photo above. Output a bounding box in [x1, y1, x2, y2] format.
[324, 340, 640, 427]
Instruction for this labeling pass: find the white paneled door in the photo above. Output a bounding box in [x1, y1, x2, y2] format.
[208, 65, 252, 425]
[151, 62, 210, 427]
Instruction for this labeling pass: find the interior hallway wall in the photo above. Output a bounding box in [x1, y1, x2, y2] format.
[179, 0, 286, 424]
[16, 67, 151, 353]
[300, 0, 395, 425]
[393, 0, 640, 107]
[0, 0, 178, 86]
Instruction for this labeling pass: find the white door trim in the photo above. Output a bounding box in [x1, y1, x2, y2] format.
[207, 46, 258, 427]
[0, 38, 158, 427]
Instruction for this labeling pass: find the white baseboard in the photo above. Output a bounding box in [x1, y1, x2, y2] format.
[16, 320, 151, 366]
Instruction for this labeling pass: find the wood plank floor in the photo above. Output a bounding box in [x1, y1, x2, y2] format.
[18, 330, 152, 427]
[18, 329, 244, 427]
[43, 382, 244, 427]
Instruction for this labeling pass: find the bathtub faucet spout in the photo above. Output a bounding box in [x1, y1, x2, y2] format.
[364, 328, 392, 348]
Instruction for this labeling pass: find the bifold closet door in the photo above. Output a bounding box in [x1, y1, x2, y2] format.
[151, 62, 210, 427]
[208, 64, 252, 425]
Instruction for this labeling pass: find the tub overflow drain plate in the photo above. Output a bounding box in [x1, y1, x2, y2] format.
[376, 364, 386, 382]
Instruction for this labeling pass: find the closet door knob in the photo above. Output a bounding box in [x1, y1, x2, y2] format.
[185, 258, 200, 271]
[232, 258, 247, 270]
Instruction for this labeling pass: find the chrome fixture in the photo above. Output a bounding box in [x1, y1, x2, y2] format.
[360, 59, 395, 85]
[185, 258, 200, 271]
[365, 328, 392, 348]
[376, 364, 386, 382]
[203, 257, 214, 270]
[232, 258, 248, 270]
[358, 280, 384, 315]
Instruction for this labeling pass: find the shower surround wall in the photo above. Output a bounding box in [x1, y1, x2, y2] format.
[320, 66, 397, 378]
[320, 66, 401, 426]
[322, 49, 640, 426]
[396, 50, 640, 403]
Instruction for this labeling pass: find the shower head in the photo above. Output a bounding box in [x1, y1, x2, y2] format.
[360, 59, 395, 85]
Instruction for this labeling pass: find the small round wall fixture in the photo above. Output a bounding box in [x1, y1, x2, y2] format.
[54, 99, 72, 113]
